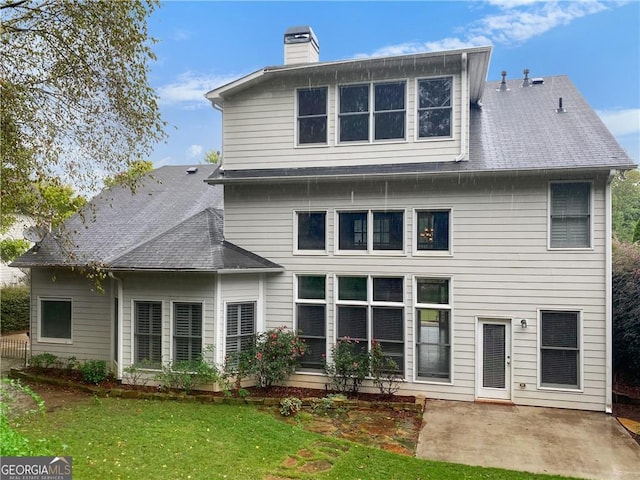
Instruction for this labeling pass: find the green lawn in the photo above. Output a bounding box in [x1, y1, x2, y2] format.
[14, 397, 575, 480]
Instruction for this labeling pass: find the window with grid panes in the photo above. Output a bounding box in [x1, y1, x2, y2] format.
[173, 303, 202, 362]
[135, 301, 162, 366]
[415, 279, 451, 382]
[297, 87, 327, 145]
[338, 210, 403, 252]
[550, 183, 591, 248]
[336, 276, 404, 373]
[226, 302, 256, 367]
[296, 275, 326, 370]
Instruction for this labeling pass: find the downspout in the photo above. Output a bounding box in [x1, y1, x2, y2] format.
[454, 52, 468, 162]
[605, 169, 616, 414]
[108, 272, 124, 379]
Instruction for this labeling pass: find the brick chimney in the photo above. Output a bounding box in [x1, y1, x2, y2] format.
[284, 26, 319, 65]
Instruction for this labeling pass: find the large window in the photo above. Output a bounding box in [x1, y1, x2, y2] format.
[297, 87, 327, 145]
[417, 77, 452, 138]
[39, 298, 72, 342]
[540, 310, 580, 389]
[173, 303, 202, 363]
[550, 182, 591, 248]
[226, 302, 256, 367]
[338, 210, 404, 252]
[415, 210, 450, 252]
[296, 211, 326, 251]
[296, 275, 327, 371]
[336, 276, 404, 373]
[135, 301, 162, 366]
[338, 81, 406, 142]
[415, 278, 451, 382]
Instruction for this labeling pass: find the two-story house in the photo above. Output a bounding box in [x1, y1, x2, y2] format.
[14, 26, 635, 412]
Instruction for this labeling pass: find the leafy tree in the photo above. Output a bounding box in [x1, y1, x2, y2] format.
[612, 169, 640, 242]
[1, 0, 165, 233]
[633, 219, 640, 244]
[104, 160, 154, 189]
[203, 150, 220, 164]
[0, 239, 30, 263]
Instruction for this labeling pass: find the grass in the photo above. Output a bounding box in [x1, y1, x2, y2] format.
[13, 397, 576, 480]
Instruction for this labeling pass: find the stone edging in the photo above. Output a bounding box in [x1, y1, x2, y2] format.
[9, 369, 426, 413]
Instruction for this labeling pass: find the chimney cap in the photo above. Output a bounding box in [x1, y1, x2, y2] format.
[284, 26, 318, 46]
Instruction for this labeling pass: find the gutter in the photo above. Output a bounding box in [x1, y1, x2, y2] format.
[605, 169, 616, 414]
[108, 272, 124, 380]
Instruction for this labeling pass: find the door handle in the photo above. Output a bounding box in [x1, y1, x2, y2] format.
[506, 356, 511, 365]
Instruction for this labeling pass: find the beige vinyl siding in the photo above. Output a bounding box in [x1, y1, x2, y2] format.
[222, 66, 464, 170]
[119, 272, 216, 370]
[30, 269, 112, 362]
[223, 172, 608, 410]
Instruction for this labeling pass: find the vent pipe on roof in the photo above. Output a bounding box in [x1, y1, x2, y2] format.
[556, 97, 566, 113]
[499, 70, 508, 91]
[284, 26, 319, 65]
[522, 68, 531, 87]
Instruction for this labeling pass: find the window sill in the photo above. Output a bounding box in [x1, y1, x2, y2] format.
[412, 250, 452, 257]
[336, 138, 408, 146]
[294, 250, 329, 256]
[37, 337, 72, 345]
[547, 246, 594, 251]
[414, 136, 454, 143]
[413, 378, 453, 386]
[294, 143, 330, 149]
[537, 385, 583, 393]
[334, 250, 407, 256]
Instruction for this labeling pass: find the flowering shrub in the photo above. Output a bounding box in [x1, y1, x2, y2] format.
[324, 338, 370, 395]
[253, 327, 307, 390]
[279, 397, 302, 416]
[370, 340, 402, 397]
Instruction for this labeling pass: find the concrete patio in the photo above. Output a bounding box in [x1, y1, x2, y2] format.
[416, 399, 640, 480]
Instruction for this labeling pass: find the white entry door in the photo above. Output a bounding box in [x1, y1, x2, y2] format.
[477, 319, 511, 400]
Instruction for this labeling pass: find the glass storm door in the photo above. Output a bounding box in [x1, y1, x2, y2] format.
[477, 319, 511, 400]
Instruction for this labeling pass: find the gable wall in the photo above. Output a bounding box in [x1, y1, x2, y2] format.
[223, 172, 608, 410]
[222, 64, 464, 170]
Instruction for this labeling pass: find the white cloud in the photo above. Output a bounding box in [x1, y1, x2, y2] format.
[156, 71, 241, 108]
[596, 108, 640, 137]
[357, 1, 609, 58]
[187, 144, 203, 159]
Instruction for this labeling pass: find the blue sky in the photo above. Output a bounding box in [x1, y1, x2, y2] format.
[147, 0, 640, 166]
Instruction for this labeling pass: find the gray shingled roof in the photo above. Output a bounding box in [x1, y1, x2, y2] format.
[12, 165, 282, 272]
[207, 75, 635, 184]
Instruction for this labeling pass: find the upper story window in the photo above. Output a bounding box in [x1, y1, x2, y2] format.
[415, 210, 450, 253]
[296, 211, 326, 252]
[297, 87, 327, 145]
[338, 210, 404, 253]
[338, 81, 406, 143]
[417, 77, 452, 139]
[549, 182, 591, 249]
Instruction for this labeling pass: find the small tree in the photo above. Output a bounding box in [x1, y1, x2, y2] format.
[253, 327, 307, 390]
[324, 338, 370, 395]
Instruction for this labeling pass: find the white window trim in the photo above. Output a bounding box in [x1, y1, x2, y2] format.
[412, 207, 454, 257]
[335, 79, 409, 145]
[293, 273, 328, 375]
[334, 209, 407, 256]
[131, 299, 164, 370]
[294, 85, 330, 148]
[293, 209, 329, 255]
[414, 75, 456, 142]
[547, 180, 594, 251]
[169, 300, 205, 363]
[536, 308, 584, 393]
[37, 296, 73, 345]
[223, 299, 258, 361]
[332, 275, 408, 379]
[412, 276, 454, 385]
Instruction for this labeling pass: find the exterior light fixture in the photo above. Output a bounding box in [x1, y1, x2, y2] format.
[521, 319, 527, 329]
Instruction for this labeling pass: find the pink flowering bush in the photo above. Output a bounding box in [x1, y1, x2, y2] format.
[253, 326, 307, 389]
[324, 338, 371, 395]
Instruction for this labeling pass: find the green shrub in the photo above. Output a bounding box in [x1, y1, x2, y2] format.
[370, 341, 402, 397]
[0, 285, 30, 334]
[252, 327, 307, 390]
[613, 241, 640, 383]
[324, 338, 370, 395]
[279, 397, 302, 416]
[79, 360, 108, 384]
[154, 354, 219, 394]
[30, 353, 59, 369]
